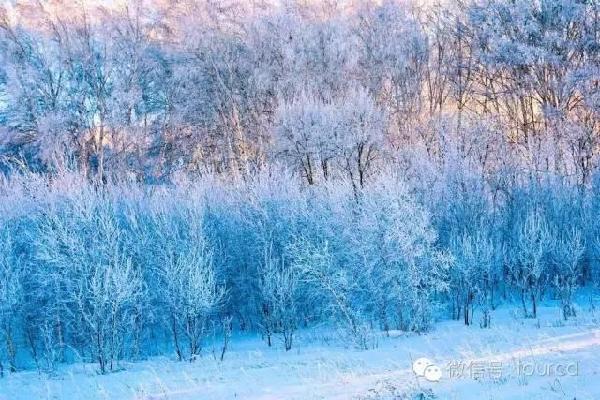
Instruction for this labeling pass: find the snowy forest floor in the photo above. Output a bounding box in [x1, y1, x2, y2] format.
[2, 302, 600, 400]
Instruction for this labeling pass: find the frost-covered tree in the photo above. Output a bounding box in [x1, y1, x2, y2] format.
[509, 209, 552, 319]
[0, 226, 22, 376]
[449, 229, 497, 327]
[275, 90, 385, 189]
[551, 228, 584, 320]
[250, 11, 355, 104]
[150, 206, 226, 362]
[258, 246, 300, 350]
[355, 1, 427, 140]
[466, 0, 600, 184]
[75, 258, 144, 374]
[288, 236, 374, 349]
[36, 193, 145, 373]
[163, 241, 225, 361]
[352, 175, 449, 332]
[274, 94, 337, 185]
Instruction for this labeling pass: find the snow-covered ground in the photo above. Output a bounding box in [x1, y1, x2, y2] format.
[2, 304, 600, 400]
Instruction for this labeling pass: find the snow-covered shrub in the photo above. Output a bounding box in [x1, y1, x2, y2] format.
[35, 191, 145, 374]
[449, 228, 497, 327]
[551, 228, 584, 320]
[0, 225, 22, 375]
[287, 236, 374, 349]
[147, 200, 226, 362]
[508, 209, 553, 319]
[351, 175, 449, 333]
[258, 246, 300, 350]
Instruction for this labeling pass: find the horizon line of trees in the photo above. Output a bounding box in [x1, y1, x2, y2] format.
[0, 0, 598, 189]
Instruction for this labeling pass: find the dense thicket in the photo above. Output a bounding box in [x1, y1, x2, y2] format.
[0, 0, 599, 375]
[0, 171, 599, 374]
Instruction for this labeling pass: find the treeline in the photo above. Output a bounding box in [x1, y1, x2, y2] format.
[0, 170, 599, 375]
[0, 0, 598, 188]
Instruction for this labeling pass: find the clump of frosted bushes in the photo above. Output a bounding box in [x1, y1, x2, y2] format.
[0, 170, 597, 375]
[0, 170, 445, 374]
